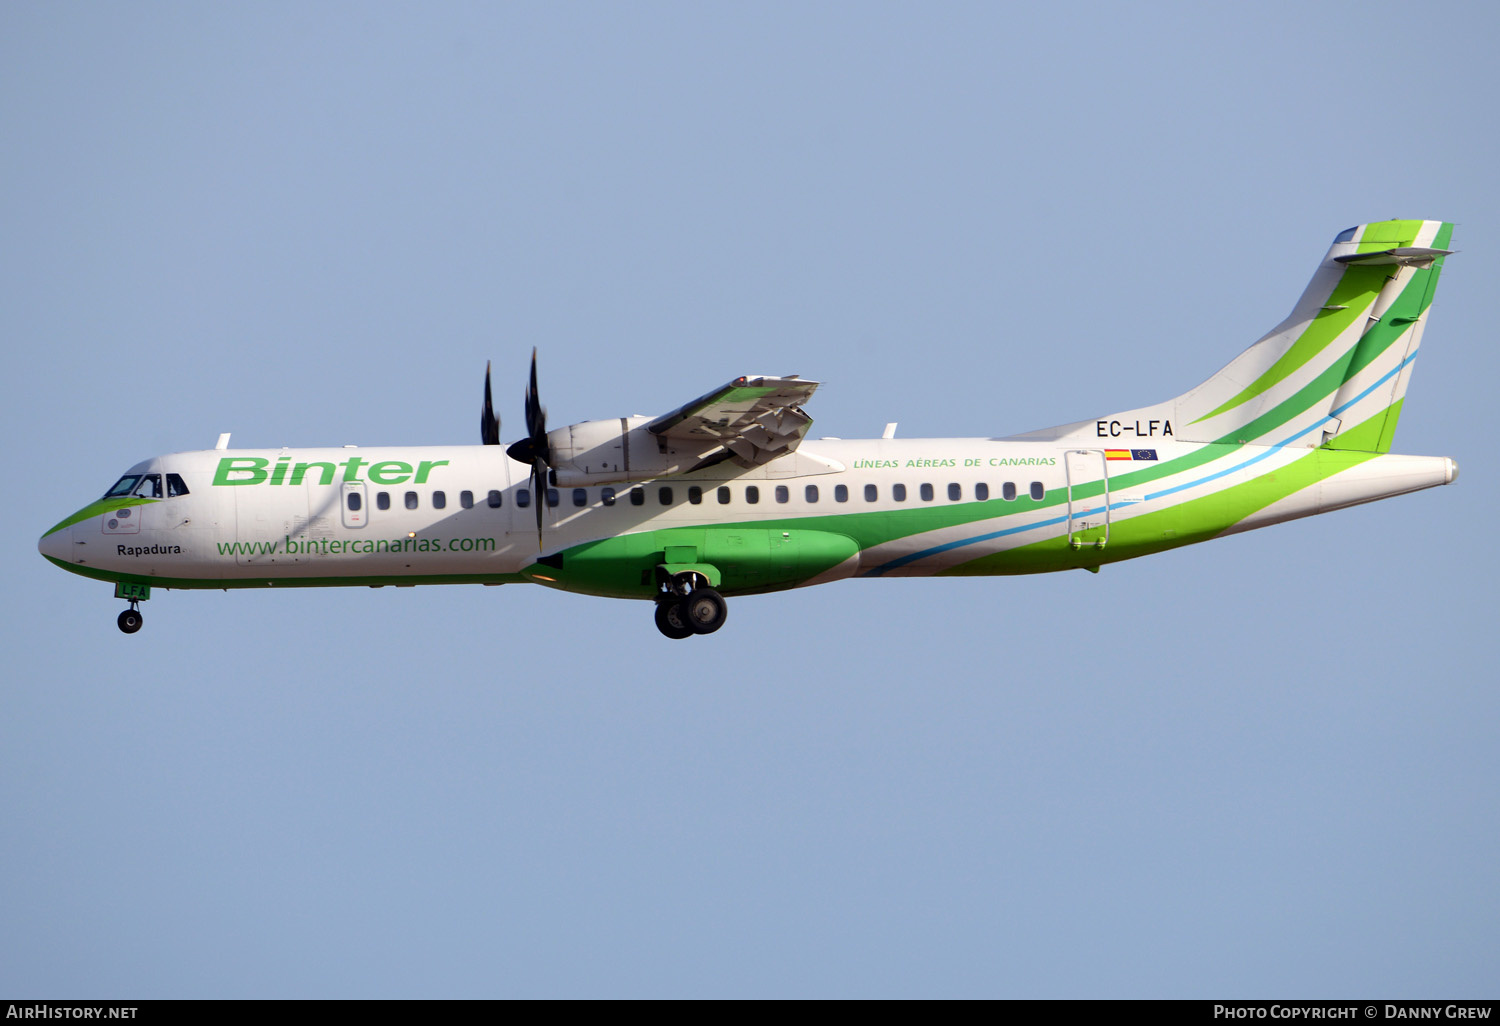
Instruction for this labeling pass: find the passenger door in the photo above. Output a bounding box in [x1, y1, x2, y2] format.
[1064, 449, 1110, 550]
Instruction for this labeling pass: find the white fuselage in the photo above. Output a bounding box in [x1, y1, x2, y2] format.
[40, 438, 1455, 593]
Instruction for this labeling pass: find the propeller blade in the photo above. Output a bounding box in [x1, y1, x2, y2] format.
[524, 347, 547, 444]
[497, 348, 552, 550]
[532, 458, 547, 549]
[481, 361, 501, 445]
[506, 348, 551, 465]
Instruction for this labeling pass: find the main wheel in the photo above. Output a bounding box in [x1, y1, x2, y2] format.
[654, 599, 694, 640]
[680, 588, 728, 635]
[117, 608, 143, 634]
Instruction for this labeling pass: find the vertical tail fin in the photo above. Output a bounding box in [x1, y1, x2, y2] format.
[1020, 221, 1456, 452]
[1173, 219, 1453, 451]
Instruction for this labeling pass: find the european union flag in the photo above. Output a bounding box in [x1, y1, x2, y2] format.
[1131, 449, 1158, 461]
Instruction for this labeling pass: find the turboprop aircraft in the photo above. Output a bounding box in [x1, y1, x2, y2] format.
[39, 219, 1459, 638]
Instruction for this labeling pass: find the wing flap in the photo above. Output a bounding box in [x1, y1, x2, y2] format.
[648, 375, 819, 465]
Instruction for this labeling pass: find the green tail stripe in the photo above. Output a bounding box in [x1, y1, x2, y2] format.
[1431, 221, 1455, 253]
[1323, 399, 1402, 453]
[1322, 238, 1447, 454]
[1375, 397, 1405, 453]
[1355, 218, 1425, 253]
[1194, 264, 1389, 424]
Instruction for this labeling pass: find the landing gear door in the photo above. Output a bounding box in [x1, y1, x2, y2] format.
[1065, 449, 1109, 550]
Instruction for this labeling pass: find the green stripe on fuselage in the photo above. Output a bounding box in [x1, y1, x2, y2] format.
[942, 443, 1383, 577]
[43, 496, 159, 538]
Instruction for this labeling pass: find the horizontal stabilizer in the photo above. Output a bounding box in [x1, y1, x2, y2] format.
[1334, 246, 1452, 267]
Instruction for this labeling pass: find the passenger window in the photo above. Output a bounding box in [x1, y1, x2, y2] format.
[920, 483, 934, 501]
[602, 487, 616, 506]
[347, 492, 362, 511]
[487, 489, 502, 508]
[405, 491, 418, 510]
[745, 486, 760, 504]
[775, 485, 789, 503]
[864, 484, 878, 502]
[893, 484, 907, 502]
[377, 491, 391, 510]
[805, 485, 819, 503]
[659, 487, 673, 505]
[433, 491, 447, 510]
[546, 488, 560, 508]
[573, 488, 587, 507]
[717, 486, 731, 505]
[516, 489, 531, 508]
[975, 482, 989, 501]
[134, 474, 162, 499]
[834, 484, 848, 503]
[166, 473, 190, 497]
[630, 487, 645, 506]
[947, 483, 961, 501]
[688, 486, 702, 505]
[1030, 481, 1045, 501]
[1002, 482, 1017, 501]
[460, 490, 474, 509]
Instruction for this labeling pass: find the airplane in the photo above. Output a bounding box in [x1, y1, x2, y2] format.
[39, 219, 1459, 638]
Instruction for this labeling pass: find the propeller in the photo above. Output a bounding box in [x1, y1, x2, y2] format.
[504, 348, 551, 549]
[480, 361, 501, 445]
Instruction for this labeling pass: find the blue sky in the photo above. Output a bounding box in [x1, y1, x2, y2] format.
[3, 1, 1497, 997]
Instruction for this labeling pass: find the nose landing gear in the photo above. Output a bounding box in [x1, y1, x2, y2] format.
[117, 604, 143, 634]
[112, 583, 150, 634]
[654, 570, 728, 639]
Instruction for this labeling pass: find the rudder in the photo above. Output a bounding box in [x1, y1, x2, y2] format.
[1319, 221, 1452, 453]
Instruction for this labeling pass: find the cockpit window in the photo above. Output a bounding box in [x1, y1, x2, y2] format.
[166, 473, 190, 497]
[1334, 226, 1357, 244]
[104, 475, 142, 498]
[104, 473, 164, 498]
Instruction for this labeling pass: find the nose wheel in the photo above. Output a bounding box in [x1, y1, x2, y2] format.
[653, 572, 728, 638]
[117, 604, 143, 634]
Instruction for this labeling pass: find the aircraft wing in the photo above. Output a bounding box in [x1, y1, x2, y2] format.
[648, 375, 820, 465]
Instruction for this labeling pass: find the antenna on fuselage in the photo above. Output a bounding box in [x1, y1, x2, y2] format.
[882, 423, 897, 439]
[215, 433, 231, 450]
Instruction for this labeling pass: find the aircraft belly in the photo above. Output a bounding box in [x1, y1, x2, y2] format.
[536, 525, 861, 599]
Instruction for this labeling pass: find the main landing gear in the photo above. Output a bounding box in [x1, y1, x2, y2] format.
[654, 572, 728, 639]
[117, 603, 143, 634]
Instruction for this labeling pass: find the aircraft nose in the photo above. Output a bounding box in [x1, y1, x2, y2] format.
[38, 523, 72, 562]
